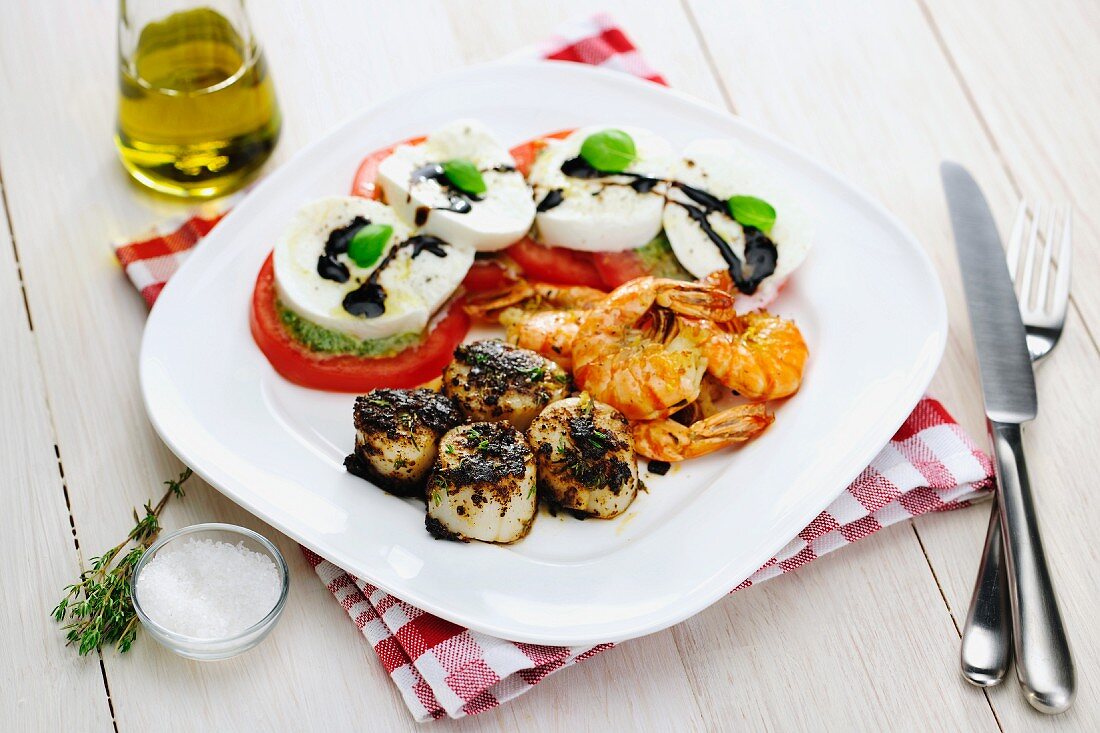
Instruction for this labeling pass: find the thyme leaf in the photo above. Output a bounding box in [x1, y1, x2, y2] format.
[52, 469, 193, 656]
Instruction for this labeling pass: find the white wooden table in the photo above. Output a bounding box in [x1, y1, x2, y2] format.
[2, 1, 1098, 729]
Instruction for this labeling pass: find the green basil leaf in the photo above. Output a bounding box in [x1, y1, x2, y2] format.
[580, 129, 636, 173]
[347, 224, 393, 268]
[727, 195, 776, 234]
[442, 158, 487, 195]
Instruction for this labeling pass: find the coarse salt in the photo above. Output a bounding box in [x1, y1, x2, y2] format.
[135, 537, 281, 639]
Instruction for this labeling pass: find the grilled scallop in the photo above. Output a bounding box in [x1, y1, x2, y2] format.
[442, 340, 570, 431]
[527, 395, 638, 518]
[425, 422, 537, 543]
[345, 389, 464, 497]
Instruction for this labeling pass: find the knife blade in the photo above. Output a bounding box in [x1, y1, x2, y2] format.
[941, 161, 1074, 714]
[941, 162, 1036, 424]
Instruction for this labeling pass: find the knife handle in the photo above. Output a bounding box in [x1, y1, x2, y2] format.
[960, 500, 1012, 686]
[989, 420, 1075, 713]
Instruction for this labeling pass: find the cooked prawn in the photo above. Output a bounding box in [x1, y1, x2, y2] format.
[665, 374, 728, 426]
[464, 280, 605, 322]
[700, 269, 734, 293]
[632, 403, 774, 461]
[572, 277, 736, 421]
[700, 269, 782, 312]
[684, 311, 808, 401]
[465, 280, 606, 369]
[501, 307, 585, 370]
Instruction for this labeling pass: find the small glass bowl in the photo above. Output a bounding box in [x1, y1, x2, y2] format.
[130, 523, 289, 661]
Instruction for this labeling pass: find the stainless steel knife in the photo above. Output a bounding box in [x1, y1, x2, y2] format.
[941, 161, 1074, 714]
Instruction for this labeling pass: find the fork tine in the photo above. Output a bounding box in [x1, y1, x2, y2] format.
[1019, 203, 1041, 309]
[1051, 206, 1073, 319]
[1006, 200, 1028, 283]
[1037, 206, 1056, 312]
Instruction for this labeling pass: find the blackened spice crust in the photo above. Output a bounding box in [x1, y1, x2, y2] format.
[528, 396, 639, 519]
[425, 515, 466, 542]
[353, 388, 462, 439]
[347, 389, 463, 497]
[568, 414, 624, 458]
[344, 452, 423, 498]
[438, 422, 531, 494]
[444, 340, 568, 424]
[647, 460, 672, 476]
[452, 340, 556, 397]
[557, 413, 633, 494]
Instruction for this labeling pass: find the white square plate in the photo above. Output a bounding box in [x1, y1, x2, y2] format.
[141, 61, 946, 645]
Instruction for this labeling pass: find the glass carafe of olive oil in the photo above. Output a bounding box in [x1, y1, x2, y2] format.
[116, 0, 280, 198]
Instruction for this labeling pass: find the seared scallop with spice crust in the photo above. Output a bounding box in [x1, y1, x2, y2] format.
[527, 394, 638, 518]
[345, 388, 464, 497]
[425, 422, 538, 543]
[442, 339, 570, 431]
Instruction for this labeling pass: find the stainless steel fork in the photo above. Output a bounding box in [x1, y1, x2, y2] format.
[960, 202, 1072, 690]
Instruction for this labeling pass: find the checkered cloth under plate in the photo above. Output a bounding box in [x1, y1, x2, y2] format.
[113, 13, 994, 721]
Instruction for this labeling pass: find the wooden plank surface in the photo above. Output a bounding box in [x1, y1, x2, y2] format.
[684, 1, 1100, 730]
[909, 0, 1100, 728]
[0, 184, 115, 728]
[0, 0, 1096, 729]
[918, 0, 1100, 334]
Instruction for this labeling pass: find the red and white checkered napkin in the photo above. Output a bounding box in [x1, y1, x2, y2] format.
[301, 400, 992, 720]
[114, 13, 995, 722]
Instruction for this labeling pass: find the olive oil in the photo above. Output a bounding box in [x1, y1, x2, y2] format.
[116, 7, 279, 198]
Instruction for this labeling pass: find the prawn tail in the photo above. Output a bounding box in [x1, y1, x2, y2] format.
[655, 281, 736, 322]
[633, 403, 774, 462]
[694, 403, 774, 443]
[464, 281, 536, 321]
[631, 419, 694, 462]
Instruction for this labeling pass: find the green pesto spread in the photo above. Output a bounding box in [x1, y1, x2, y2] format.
[277, 301, 420, 357]
[636, 233, 693, 281]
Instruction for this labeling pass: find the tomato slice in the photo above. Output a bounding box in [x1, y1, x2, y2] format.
[249, 254, 470, 392]
[461, 259, 519, 292]
[350, 135, 426, 200]
[504, 236, 606, 289]
[508, 128, 574, 176]
[591, 251, 653, 289]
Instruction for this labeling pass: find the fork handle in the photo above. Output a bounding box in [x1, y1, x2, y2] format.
[960, 500, 1012, 686]
[990, 420, 1075, 713]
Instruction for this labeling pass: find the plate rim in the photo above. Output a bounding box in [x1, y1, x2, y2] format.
[141, 59, 947, 644]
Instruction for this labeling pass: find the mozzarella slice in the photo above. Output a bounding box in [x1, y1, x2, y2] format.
[528, 125, 674, 252]
[377, 119, 535, 252]
[663, 140, 813, 309]
[273, 196, 473, 341]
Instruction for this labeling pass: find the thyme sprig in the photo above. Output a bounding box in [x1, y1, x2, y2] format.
[52, 468, 193, 655]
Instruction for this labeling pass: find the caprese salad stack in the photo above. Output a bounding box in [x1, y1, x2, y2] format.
[250, 119, 811, 391]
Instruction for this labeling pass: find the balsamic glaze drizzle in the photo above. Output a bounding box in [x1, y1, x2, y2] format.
[536, 189, 564, 212]
[329, 161, 518, 319]
[559, 156, 662, 193]
[408, 163, 518, 219]
[556, 159, 778, 294]
[341, 234, 450, 318]
[409, 163, 475, 214]
[316, 215, 369, 283]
